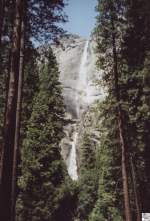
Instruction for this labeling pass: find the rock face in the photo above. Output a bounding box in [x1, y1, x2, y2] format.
[51, 34, 105, 180]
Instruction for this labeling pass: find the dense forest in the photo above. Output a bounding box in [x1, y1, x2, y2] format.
[0, 0, 150, 221]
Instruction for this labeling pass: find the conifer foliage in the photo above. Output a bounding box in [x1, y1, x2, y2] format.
[17, 48, 71, 221]
[93, 0, 150, 220]
[0, 0, 68, 220]
[77, 110, 100, 221]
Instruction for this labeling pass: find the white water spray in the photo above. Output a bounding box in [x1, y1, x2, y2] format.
[68, 132, 78, 180]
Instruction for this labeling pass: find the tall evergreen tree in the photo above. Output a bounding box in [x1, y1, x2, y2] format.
[89, 97, 127, 221]
[95, 0, 150, 220]
[0, 0, 6, 48]
[77, 110, 100, 221]
[17, 48, 71, 221]
[0, 1, 24, 220]
[95, 1, 132, 220]
[0, 1, 67, 220]
[121, 0, 150, 212]
[11, 12, 25, 221]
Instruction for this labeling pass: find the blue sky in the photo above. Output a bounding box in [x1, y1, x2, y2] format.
[62, 0, 97, 38]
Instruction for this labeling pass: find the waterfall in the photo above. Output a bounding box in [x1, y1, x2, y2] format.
[79, 40, 89, 87]
[67, 40, 89, 180]
[76, 40, 89, 117]
[68, 132, 78, 180]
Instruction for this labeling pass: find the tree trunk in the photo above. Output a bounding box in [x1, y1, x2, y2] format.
[0, 0, 5, 180]
[0, 0, 23, 220]
[0, 0, 15, 183]
[0, 49, 11, 185]
[110, 3, 132, 220]
[10, 14, 25, 221]
[0, 0, 5, 48]
[130, 156, 141, 221]
[117, 109, 132, 221]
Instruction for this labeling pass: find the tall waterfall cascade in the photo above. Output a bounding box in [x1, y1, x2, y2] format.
[51, 35, 105, 181]
[76, 40, 89, 118]
[67, 40, 90, 180]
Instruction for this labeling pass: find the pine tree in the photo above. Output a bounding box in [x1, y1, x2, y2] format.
[0, 1, 24, 220]
[95, 1, 132, 220]
[76, 107, 102, 221]
[95, 0, 150, 220]
[26, 0, 67, 43]
[0, 0, 5, 48]
[0, 0, 15, 179]
[0, 1, 67, 220]
[89, 100, 123, 221]
[120, 0, 150, 212]
[16, 48, 70, 221]
[11, 13, 25, 221]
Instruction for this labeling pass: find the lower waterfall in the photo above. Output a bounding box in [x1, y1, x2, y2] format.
[68, 132, 78, 180]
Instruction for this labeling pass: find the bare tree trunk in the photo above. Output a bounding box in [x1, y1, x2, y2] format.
[0, 0, 15, 183]
[117, 109, 132, 221]
[0, 0, 23, 220]
[0, 0, 5, 48]
[10, 15, 25, 221]
[110, 2, 132, 220]
[130, 156, 141, 221]
[0, 0, 6, 166]
[0, 49, 11, 184]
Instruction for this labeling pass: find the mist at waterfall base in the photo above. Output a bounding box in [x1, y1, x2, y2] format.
[67, 40, 91, 181]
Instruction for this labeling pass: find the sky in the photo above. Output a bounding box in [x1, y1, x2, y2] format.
[62, 0, 97, 38]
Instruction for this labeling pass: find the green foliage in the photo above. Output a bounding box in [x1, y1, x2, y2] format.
[16, 48, 75, 221]
[26, 0, 68, 42]
[75, 101, 123, 221]
[89, 101, 123, 221]
[91, 0, 150, 219]
[77, 110, 100, 221]
[21, 46, 40, 141]
[0, 39, 11, 158]
[120, 0, 150, 211]
[77, 128, 98, 220]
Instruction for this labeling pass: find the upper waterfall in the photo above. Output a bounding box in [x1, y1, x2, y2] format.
[76, 40, 89, 117]
[78, 40, 89, 88]
[51, 35, 104, 119]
